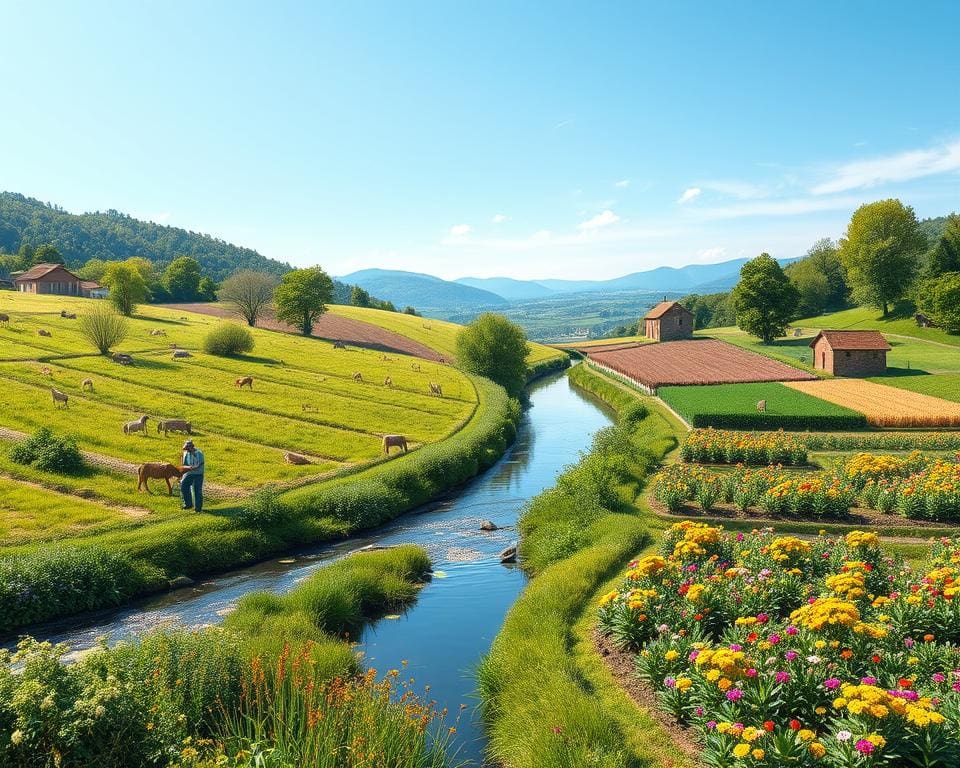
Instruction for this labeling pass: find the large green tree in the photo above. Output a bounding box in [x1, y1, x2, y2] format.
[785, 237, 847, 316]
[350, 286, 372, 307]
[455, 313, 530, 399]
[102, 262, 149, 316]
[31, 243, 65, 266]
[838, 199, 926, 316]
[916, 272, 960, 333]
[731, 253, 800, 343]
[164, 256, 203, 301]
[273, 266, 334, 336]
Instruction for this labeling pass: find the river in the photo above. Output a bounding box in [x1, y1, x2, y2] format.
[24, 371, 615, 764]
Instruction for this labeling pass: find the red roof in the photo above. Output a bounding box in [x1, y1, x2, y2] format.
[13, 263, 79, 282]
[644, 300, 691, 320]
[809, 330, 891, 351]
[80, 280, 102, 290]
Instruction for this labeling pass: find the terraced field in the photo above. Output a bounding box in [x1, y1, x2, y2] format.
[0, 293, 478, 544]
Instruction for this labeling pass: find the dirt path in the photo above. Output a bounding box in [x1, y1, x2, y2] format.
[162, 303, 445, 362]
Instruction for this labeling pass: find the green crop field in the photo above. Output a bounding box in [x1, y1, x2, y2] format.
[658, 381, 865, 430]
[871, 373, 960, 403]
[0, 292, 479, 544]
[328, 304, 566, 364]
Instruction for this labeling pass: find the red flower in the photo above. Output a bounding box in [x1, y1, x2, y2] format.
[871, 655, 881, 664]
[899, 678, 913, 689]
[789, 719, 801, 730]
[763, 721, 775, 732]
[747, 632, 758, 643]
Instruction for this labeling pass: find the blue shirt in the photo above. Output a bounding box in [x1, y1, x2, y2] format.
[182, 448, 204, 477]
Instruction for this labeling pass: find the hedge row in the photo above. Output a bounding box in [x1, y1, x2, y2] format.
[526, 353, 570, 383]
[689, 412, 867, 430]
[0, 376, 520, 634]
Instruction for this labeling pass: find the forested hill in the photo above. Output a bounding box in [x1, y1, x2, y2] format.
[0, 192, 290, 281]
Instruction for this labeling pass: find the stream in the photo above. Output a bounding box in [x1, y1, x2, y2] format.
[23, 371, 615, 764]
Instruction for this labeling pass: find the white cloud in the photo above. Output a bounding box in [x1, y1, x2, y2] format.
[449, 223, 472, 237]
[812, 139, 960, 195]
[491, 214, 509, 224]
[696, 246, 728, 262]
[678, 187, 702, 204]
[577, 209, 621, 231]
[614, 179, 630, 188]
[699, 195, 863, 220]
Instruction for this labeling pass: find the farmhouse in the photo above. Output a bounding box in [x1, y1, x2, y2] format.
[809, 330, 890, 377]
[643, 300, 694, 341]
[14, 263, 83, 296]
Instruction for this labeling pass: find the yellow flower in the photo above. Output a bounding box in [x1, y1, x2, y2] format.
[798, 729, 816, 742]
[809, 742, 826, 759]
[751, 748, 765, 760]
[664, 650, 680, 662]
[732, 743, 751, 758]
[867, 734, 886, 748]
[675, 677, 692, 691]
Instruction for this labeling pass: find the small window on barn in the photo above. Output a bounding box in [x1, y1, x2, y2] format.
[845, 351, 851, 358]
[678, 316, 683, 325]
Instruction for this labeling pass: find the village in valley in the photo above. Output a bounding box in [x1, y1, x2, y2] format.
[2, 3, 960, 768]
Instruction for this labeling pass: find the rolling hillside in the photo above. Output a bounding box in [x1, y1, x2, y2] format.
[339, 269, 508, 311]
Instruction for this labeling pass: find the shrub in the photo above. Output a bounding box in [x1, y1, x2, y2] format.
[78, 304, 129, 354]
[236, 487, 291, 529]
[202, 322, 255, 356]
[9, 426, 84, 474]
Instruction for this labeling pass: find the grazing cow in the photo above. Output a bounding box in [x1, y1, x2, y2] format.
[157, 419, 192, 437]
[429, 382, 443, 397]
[150, 329, 167, 336]
[123, 415, 149, 435]
[333, 341, 345, 349]
[383, 376, 393, 388]
[382, 435, 408, 455]
[756, 400, 767, 414]
[411, 362, 421, 372]
[352, 371, 363, 383]
[81, 378, 94, 392]
[172, 350, 191, 359]
[60, 310, 76, 319]
[235, 376, 254, 389]
[137, 462, 182, 494]
[37, 329, 51, 337]
[284, 451, 311, 465]
[112, 353, 133, 365]
[0, 313, 9, 326]
[51, 388, 68, 408]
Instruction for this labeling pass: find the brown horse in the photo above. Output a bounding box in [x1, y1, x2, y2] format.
[137, 462, 182, 494]
[235, 376, 254, 389]
[382, 435, 408, 455]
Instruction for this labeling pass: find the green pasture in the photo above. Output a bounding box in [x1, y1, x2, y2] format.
[871, 372, 960, 402]
[659, 381, 863, 426]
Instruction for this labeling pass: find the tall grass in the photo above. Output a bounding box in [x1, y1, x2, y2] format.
[478, 364, 683, 768]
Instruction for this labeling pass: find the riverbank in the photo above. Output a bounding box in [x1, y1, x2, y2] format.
[0, 374, 520, 635]
[478, 362, 692, 768]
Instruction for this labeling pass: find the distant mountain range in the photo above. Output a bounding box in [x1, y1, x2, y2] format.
[342, 258, 796, 312]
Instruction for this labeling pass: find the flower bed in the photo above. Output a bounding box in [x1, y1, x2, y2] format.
[598, 523, 960, 767]
[681, 429, 808, 466]
[653, 452, 960, 521]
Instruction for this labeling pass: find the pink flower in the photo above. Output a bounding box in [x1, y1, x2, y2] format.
[756, 613, 769, 624]
[775, 671, 790, 683]
[932, 673, 946, 683]
[785, 651, 799, 661]
[786, 625, 798, 635]
[726, 688, 744, 702]
[768, 633, 781, 645]
[746, 668, 758, 678]
[824, 678, 841, 690]
[855, 739, 875, 755]
[736, 532, 745, 542]
[729, 643, 743, 651]
[861, 676, 877, 685]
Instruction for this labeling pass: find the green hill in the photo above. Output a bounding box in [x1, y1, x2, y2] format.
[0, 192, 290, 281]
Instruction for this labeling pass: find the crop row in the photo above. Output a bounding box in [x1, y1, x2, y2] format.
[681, 428, 808, 466]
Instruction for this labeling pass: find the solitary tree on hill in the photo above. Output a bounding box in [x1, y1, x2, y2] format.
[164, 256, 203, 302]
[455, 313, 530, 399]
[102, 262, 149, 316]
[219, 270, 277, 326]
[838, 199, 925, 316]
[731, 253, 799, 344]
[78, 304, 129, 354]
[273, 266, 334, 336]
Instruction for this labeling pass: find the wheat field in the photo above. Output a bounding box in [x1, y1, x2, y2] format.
[784, 379, 960, 427]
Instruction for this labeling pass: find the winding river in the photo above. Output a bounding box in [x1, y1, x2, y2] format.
[24, 371, 614, 764]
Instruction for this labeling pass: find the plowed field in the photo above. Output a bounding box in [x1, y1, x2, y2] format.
[784, 379, 960, 427]
[588, 339, 816, 390]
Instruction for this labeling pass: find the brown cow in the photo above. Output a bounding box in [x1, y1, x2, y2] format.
[51, 388, 68, 408]
[137, 462, 182, 494]
[382, 435, 408, 454]
[81, 378, 94, 392]
[37, 329, 51, 337]
[0, 313, 9, 326]
[235, 376, 254, 389]
[284, 451, 311, 465]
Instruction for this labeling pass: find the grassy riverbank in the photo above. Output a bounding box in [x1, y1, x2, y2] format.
[1, 545, 461, 768]
[478, 363, 692, 768]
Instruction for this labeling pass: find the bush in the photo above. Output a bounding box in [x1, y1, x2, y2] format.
[236, 487, 291, 529]
[78, 304, 129, 354]
[9, 427, 84, 474]
[202, 322, 255, 356]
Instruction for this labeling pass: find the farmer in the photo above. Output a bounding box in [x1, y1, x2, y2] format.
[179, 439, 205, 513]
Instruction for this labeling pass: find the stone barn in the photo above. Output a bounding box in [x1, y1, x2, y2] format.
[643, 300, 694, 342]
[809, 330, 890, 377]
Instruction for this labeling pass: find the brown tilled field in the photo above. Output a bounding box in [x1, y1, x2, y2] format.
[588, 338, 816, 390]
[162, 303, 445, 361]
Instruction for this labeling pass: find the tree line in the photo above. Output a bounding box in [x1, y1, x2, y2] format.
[681, 201, 959, 341]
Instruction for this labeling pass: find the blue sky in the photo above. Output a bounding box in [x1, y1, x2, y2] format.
[2, 1, 958, 280]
